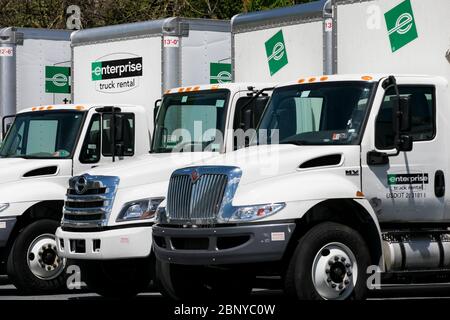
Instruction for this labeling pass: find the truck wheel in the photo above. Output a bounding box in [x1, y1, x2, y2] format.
[7, 219, 67, 294]
[156, 260, 253, 301]
[79, 257, 153, 298]
[284, 222, 370, 300]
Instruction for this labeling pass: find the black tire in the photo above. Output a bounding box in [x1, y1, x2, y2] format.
[79, 257, 153, 299]
[7, 219, 67, 294]
[284, 222, 370, 300]
[156, 260, 254, 301]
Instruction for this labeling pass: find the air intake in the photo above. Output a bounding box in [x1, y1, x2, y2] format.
[23, 166, 58, 177]
[299, 154, 342, 169]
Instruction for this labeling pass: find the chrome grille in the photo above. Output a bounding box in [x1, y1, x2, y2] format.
[165, 166, 242, 224]
[62, 174, 119, 229]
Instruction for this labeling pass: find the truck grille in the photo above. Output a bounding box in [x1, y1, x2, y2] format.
[62, 174, 119, 229]
[166, 166, 242, 224]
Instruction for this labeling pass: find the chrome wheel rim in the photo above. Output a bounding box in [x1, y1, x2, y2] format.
[27, 233, 66, 280]
[311, 242, 358, 300]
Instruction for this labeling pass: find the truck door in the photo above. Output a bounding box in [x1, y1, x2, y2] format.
[73, 111, 135, 174]
[361, 84, 444, 223]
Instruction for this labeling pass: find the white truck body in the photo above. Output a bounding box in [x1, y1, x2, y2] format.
[56, 83, 274, 262]
[0, 18, 234, 294]
[72, 18, 232, 134]
[152, 0, 450, 301]
[0, 28, 72, 125]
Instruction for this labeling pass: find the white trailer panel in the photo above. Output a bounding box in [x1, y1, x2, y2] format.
[336, 0, 450, 81]
[71, 18, 231, 134]
[0, 28, 72, 120]
[16, 38, 71, 109]
[232, 0, 328, 83]
[73, 37, 162, 115]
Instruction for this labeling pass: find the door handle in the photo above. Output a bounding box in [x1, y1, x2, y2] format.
[435, 170, 445, 198]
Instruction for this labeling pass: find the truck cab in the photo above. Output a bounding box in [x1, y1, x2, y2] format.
[153, 74, 450, 300]
[55, 83, 274, 297]
[0, 103, 150, 293]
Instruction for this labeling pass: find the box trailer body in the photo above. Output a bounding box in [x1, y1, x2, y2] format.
[0, 28, 72, 122]
[71, 18, 231, 135]
[334, 0, 450, 82]
[232, 0, 330, 83]
[153, 0, 450, 301]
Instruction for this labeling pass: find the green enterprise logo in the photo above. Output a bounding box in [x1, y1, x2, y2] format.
[265, 30, 288, 76]
[210, 63, 232, 84]
[384, 0, 418, 53]
[45, 66, 71, 94]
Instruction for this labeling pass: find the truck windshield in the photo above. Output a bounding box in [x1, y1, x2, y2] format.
[0, 111, 85, 159]
[152, 90, 229, 153]
[258, 82, 375, 146]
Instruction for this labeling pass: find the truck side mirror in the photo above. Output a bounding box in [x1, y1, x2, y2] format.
[113, 115, 125, 157]
[114, 115, 125, 142]
[5, 123, 12, 135]
[392, 96, 412, 152]
[240, 96, 269, 131]
[393, 96, 412, 133]
[154, 99, 162, 122]
[242, 109, 253, 131]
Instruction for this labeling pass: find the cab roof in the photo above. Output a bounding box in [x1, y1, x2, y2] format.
[18, 103, 144, 114]
[164, 82, 277, 95]
[277, 74, 448, 88]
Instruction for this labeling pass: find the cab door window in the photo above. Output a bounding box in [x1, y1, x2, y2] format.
[375, 86, 435, 150]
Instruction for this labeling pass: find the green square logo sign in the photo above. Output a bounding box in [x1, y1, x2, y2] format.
[265, 30, 288, 76]
[210, 63, 232, 84]
[384, 0, 418, 53]
[45, 66, 71, 94]
[91, 61, 102, 81]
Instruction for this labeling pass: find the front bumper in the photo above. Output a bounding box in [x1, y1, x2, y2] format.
[153, 222, 296, 265]
[56, 226, 153, 260]
[0, 217, 16, 248]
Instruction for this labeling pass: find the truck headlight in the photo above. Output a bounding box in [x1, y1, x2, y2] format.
[229, 203, 285, 222]
[116, 197, 165, 222]
[0, 203, 9, 212]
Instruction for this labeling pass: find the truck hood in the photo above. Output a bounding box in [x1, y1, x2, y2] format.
[0, 157, 72, 185]
[189, 144, 359, 186]
[85, 152, 220, 189]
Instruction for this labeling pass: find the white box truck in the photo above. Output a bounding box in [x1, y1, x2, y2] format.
[153, 0, 450, 301]
[0, 27, 72, 130]
[0, 18, 238, 294]
[54, 3, 332, 299]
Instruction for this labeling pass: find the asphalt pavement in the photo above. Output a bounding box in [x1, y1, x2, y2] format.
[1, 275, 450, 300]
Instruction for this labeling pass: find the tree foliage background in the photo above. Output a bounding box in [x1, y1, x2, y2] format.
[0, 0, 313, 29]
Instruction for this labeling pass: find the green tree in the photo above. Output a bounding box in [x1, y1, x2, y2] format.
[0, 0, 314, 29]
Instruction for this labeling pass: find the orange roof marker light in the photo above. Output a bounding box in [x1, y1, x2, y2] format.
[356, 191, 365, 198]
[320, 76, 329, 81]
[211, 85, 220, 90]
[32, 107, 37, 111]
[193, 86, 201, 91]
[361, 76, 373, 81]
[308, 77, 317, 83]
[185, 87, 192, 92]
[75, 105, 85, 111]
[39, 106, 45, 111]
[164, 89, 171, 94]
[177, 88, 185, 93]
[47, 106, 54, 110]
[297, 78, 305, 84]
